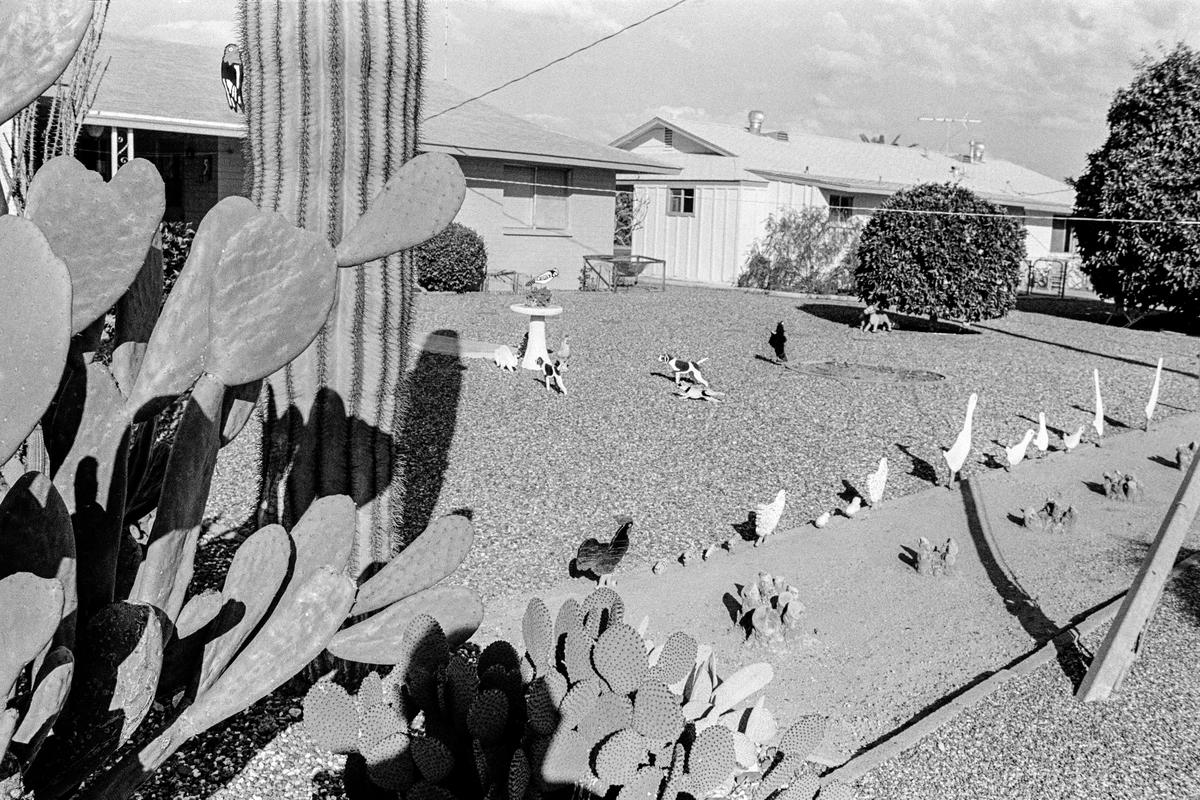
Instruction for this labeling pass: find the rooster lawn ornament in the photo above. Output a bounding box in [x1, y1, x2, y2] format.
[575, 517, 632, 586]
[865, 457, 888, 506]
[1061, 425, 1084, 452]
[942, 392, 978, 486]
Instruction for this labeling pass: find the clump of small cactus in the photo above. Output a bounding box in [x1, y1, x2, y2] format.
[736, 572, 804, 644]
[915, 537, 959, 577]
[1176, 442, 1198, 470]
[305, 587, 788, 799]
[1022, 499, 1078, 535]
[1103, 471, 1144, 502]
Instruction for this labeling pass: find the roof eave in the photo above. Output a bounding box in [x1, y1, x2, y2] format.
[420, 142, 679, 174]
[85, 109, 247, 139]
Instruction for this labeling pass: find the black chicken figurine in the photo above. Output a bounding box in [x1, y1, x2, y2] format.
[768, 322, 788, 362]
[575, 517, 632, 586]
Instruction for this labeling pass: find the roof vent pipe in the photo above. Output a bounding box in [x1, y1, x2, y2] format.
[747, 110, 764, 135]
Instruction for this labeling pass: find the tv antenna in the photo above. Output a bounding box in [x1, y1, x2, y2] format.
[918, 115, 981, 153]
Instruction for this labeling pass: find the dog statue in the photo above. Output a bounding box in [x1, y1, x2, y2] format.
[859, 304, 893, 333]
[493, 344, 518, 371]
[536, 356, 567, 394]
[658, 354, 710, 387]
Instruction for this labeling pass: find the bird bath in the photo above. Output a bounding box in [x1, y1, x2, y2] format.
[509, 304, 563, 370]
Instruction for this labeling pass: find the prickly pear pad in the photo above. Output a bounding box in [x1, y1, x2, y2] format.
[0, 0, 92, 125]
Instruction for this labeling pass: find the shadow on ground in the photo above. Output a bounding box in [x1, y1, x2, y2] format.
[797, 303, 980, 335]
[1015, 295, 1200, 336]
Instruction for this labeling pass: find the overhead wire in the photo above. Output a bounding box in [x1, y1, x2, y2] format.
[422, 0, 692, 123]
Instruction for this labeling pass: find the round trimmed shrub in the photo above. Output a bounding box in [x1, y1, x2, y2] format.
[413, 222, 488, 292]
[854, 183, 1026, 322]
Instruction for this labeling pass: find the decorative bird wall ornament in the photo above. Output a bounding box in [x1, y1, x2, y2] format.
[753, 489, 786, 545]
[1004, 429, 1035, 470]
[1145, 357, 1164, 429]
[220, 43, 244, 113]
[1061, 425, 1084, 452]
[941, 392, 978, 486]
[575, 517, 632, 586]
[1092, 368, 1105, 440]
[1033, 412, 1049, 454]
[865, 457, 888, 505]
[525, 268, 559, 287]
[768, 322, 788, 362]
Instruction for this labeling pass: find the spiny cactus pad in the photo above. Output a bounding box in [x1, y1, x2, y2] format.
[411, 735, 455, 783]
[363, 731, 415, 791]
[408, 781, 459, 800]
[541, 727, 591, 787]
[350, 513, 475, 616]
[778, 715, 826, 760]
[817, 782, 856, 800]
[523, 597, 555, 675]
[632, 679, 685, 747]
[508, 747, 531, 800]
[559, 678, 601, 729]
[564, 627, 596, 684]
[359, 704, 407, 752]
[555, 597, 582, 644]
[302, 680, 359, 754]
[467, 688, 510, 744]
[358, 671, 384, 709]
[593, 623, 649, 696]
[578, 691, 633, 748]
[618, 765, 664, 800]
[593, 728, 649, 786]
[685, 725, 737, 799]
[778, 771, 820, 800]
[527, 677, 560, 736]
[650, 631, 698, 687]
[582, 586, 625, 639]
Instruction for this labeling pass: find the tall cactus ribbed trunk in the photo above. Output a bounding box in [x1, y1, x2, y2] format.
[238, 0, 424, 577]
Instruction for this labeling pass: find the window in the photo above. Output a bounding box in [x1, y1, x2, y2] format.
[1051, 217, 1078, 253]
[503, 165, 569, 229]
[828, 193, 854, 224]
[668, 187, 695, 216]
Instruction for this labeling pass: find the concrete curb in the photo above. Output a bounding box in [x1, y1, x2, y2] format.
[819, 549, 1200, 788]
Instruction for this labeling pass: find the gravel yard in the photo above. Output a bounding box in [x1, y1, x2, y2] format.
[165, 286, 1200, 800]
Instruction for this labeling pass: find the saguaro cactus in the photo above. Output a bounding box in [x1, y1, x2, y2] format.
[240, 0, 463, 577]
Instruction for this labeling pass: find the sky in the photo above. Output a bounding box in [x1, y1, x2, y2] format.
[105, 0, 1200, 182]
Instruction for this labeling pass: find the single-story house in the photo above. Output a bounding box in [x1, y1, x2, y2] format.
[610, 113, 1078, 286]
[58, 33, 676, 292]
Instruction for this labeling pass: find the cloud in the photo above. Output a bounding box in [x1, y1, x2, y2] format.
[652, 105, 712, 121]
[1035, 114, 1095, 133]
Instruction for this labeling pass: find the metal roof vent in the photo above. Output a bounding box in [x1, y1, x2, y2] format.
[969, 140, 986, 163]
[772, 131, 789, 142]
[747, 110, 765, 135]
[664, 127, 674, 146]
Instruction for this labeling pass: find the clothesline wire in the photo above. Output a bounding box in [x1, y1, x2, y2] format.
[463, 174, 1200, 226]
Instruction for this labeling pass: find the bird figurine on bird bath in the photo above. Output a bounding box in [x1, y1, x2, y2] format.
[524, 268, 558, 307]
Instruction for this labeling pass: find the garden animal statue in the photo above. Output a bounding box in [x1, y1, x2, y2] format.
[1033, 412, 1049, 453]
[659, 353, 710, 387]
[813, 511, 831, 528]
[1061, 425, 1084, 452]
[1145, 356, 1164, 429]
[575, 516, 632, 585]
[865, 457, 888, 505]
[859, 304, 893, 332]
[674, 385, 724, 403]
[1092, 368, 1105, 439]
[753, 489, 786, 545]
[555, 335, 571, 362]
[768, 321, 788, 362]
[220, 43, 244, 113]
[493, 344, 518, 371]
[525, 267, 558, 287]
[1004, 429, 1035, 470]
[535, 356, 566, 394]
[942, 392, 978, 485]
[842, 496, 862, 517]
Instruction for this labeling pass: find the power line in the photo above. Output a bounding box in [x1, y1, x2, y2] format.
[423, 0, 692, 123]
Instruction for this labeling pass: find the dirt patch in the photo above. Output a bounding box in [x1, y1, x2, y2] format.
[480, 413, 1200, 764]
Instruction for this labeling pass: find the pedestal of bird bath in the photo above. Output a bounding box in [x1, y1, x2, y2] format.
[510, 304, 563, 369]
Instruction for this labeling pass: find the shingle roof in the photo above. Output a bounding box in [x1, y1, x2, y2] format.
[613, 117, 1074, 212]
[79, 33, 675, 173]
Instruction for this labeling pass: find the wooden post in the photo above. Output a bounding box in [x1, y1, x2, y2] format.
[1076, 449, 1200, 701]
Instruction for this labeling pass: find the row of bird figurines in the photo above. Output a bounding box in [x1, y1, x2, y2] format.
[943, 359, 1166, 486]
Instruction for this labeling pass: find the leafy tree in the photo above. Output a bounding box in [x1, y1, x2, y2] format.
[854, 183, 1025, 322]
[1073, 43, 1200, 314]
[737, 206, 862, 294]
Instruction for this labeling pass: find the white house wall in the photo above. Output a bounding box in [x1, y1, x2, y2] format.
[454, 156, 616, 292]
[633, 182, 752, 284]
